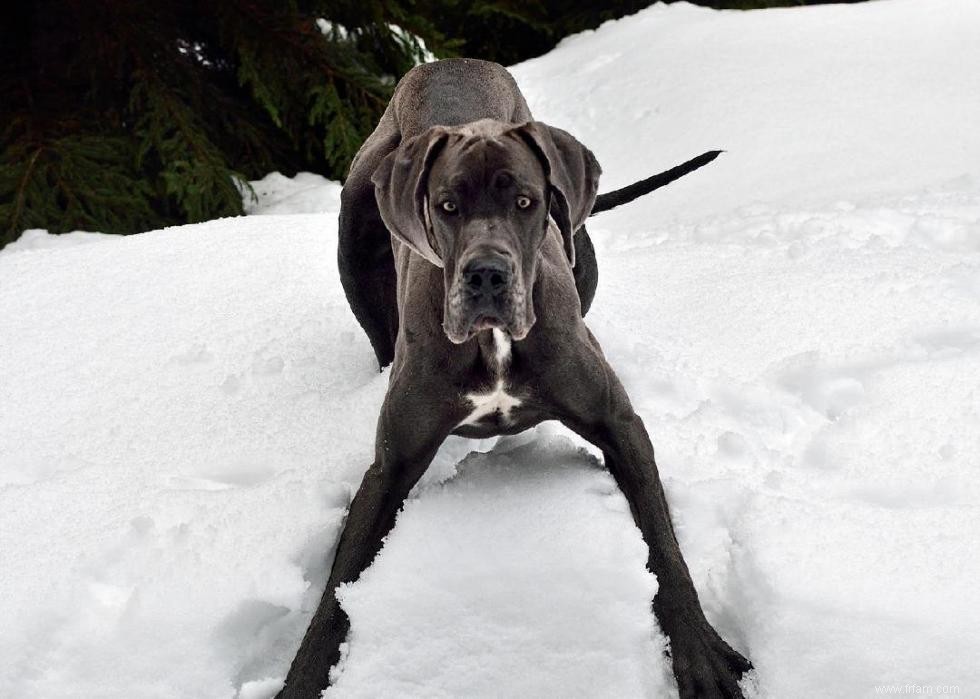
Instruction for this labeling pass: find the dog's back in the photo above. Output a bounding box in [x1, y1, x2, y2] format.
[387, 58, 532, 140]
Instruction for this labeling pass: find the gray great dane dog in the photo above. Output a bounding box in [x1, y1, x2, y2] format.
[278, 58, 751, 698]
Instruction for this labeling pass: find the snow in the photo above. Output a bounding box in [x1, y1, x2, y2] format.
[243, 171, 341, 216]
[2, 1, 979, 697]
[1, 227, 114, 254]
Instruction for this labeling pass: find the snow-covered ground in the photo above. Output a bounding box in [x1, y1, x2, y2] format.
[2, 0, 979, 696]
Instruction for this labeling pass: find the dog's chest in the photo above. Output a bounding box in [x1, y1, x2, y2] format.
[456, 329, 523, 428]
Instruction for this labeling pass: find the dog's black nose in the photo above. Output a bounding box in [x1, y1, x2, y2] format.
[463, 255, 511, 298]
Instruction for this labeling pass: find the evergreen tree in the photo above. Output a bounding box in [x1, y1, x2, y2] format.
[0, 0, 452, 245]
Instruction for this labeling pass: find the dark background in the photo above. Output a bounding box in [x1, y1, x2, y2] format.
[0, 0, 867, 246]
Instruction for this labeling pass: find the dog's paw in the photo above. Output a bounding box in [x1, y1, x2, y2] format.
[668, 624, 752, 699]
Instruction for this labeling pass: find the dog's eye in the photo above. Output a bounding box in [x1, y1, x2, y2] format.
[516, 196, 532, 210]
[440, 201, 457, 214]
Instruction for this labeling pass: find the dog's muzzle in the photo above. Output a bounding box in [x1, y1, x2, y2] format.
[444, 250, 527, 342]
[462, 253, 511, 329]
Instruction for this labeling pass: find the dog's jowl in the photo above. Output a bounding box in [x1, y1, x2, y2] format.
[279, 58, 752, 699]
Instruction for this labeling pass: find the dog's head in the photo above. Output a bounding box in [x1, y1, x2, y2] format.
[372, 119, 600, 343]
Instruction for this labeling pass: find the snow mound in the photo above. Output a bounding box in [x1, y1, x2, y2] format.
[244, 172, 342, 216]
[1, 228, 114, 256]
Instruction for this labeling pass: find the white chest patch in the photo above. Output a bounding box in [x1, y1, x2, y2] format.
[457, 329, 521, 427]
[458, 379, 522, 427]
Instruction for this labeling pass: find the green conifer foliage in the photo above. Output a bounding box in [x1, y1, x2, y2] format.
[0, 0, 450, 245]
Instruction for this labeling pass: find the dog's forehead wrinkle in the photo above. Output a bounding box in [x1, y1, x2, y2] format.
[493, 170, 514, 188]
[437, 176, 469, 194]
[458, 134, 499, 153]
[453, 118, 510, 139]
[440, 157, 541, 198]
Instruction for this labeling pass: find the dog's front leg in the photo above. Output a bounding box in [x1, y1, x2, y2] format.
[557, 360, 752, 699]
[278, 377, 456, 698]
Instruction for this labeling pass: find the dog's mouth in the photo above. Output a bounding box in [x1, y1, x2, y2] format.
[443, 276, 532, 344]
[444, 308, 519, 344]
[470, 314, 504, 332]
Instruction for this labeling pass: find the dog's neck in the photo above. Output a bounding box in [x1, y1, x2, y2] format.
[475, 327, 512, 375]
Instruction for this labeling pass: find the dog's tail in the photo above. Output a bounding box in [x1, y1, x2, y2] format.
[590, 150, 722, 216]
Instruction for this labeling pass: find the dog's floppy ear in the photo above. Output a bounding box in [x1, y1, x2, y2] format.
[511, 121, 601, 267]
[372, 126, 450, 268]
